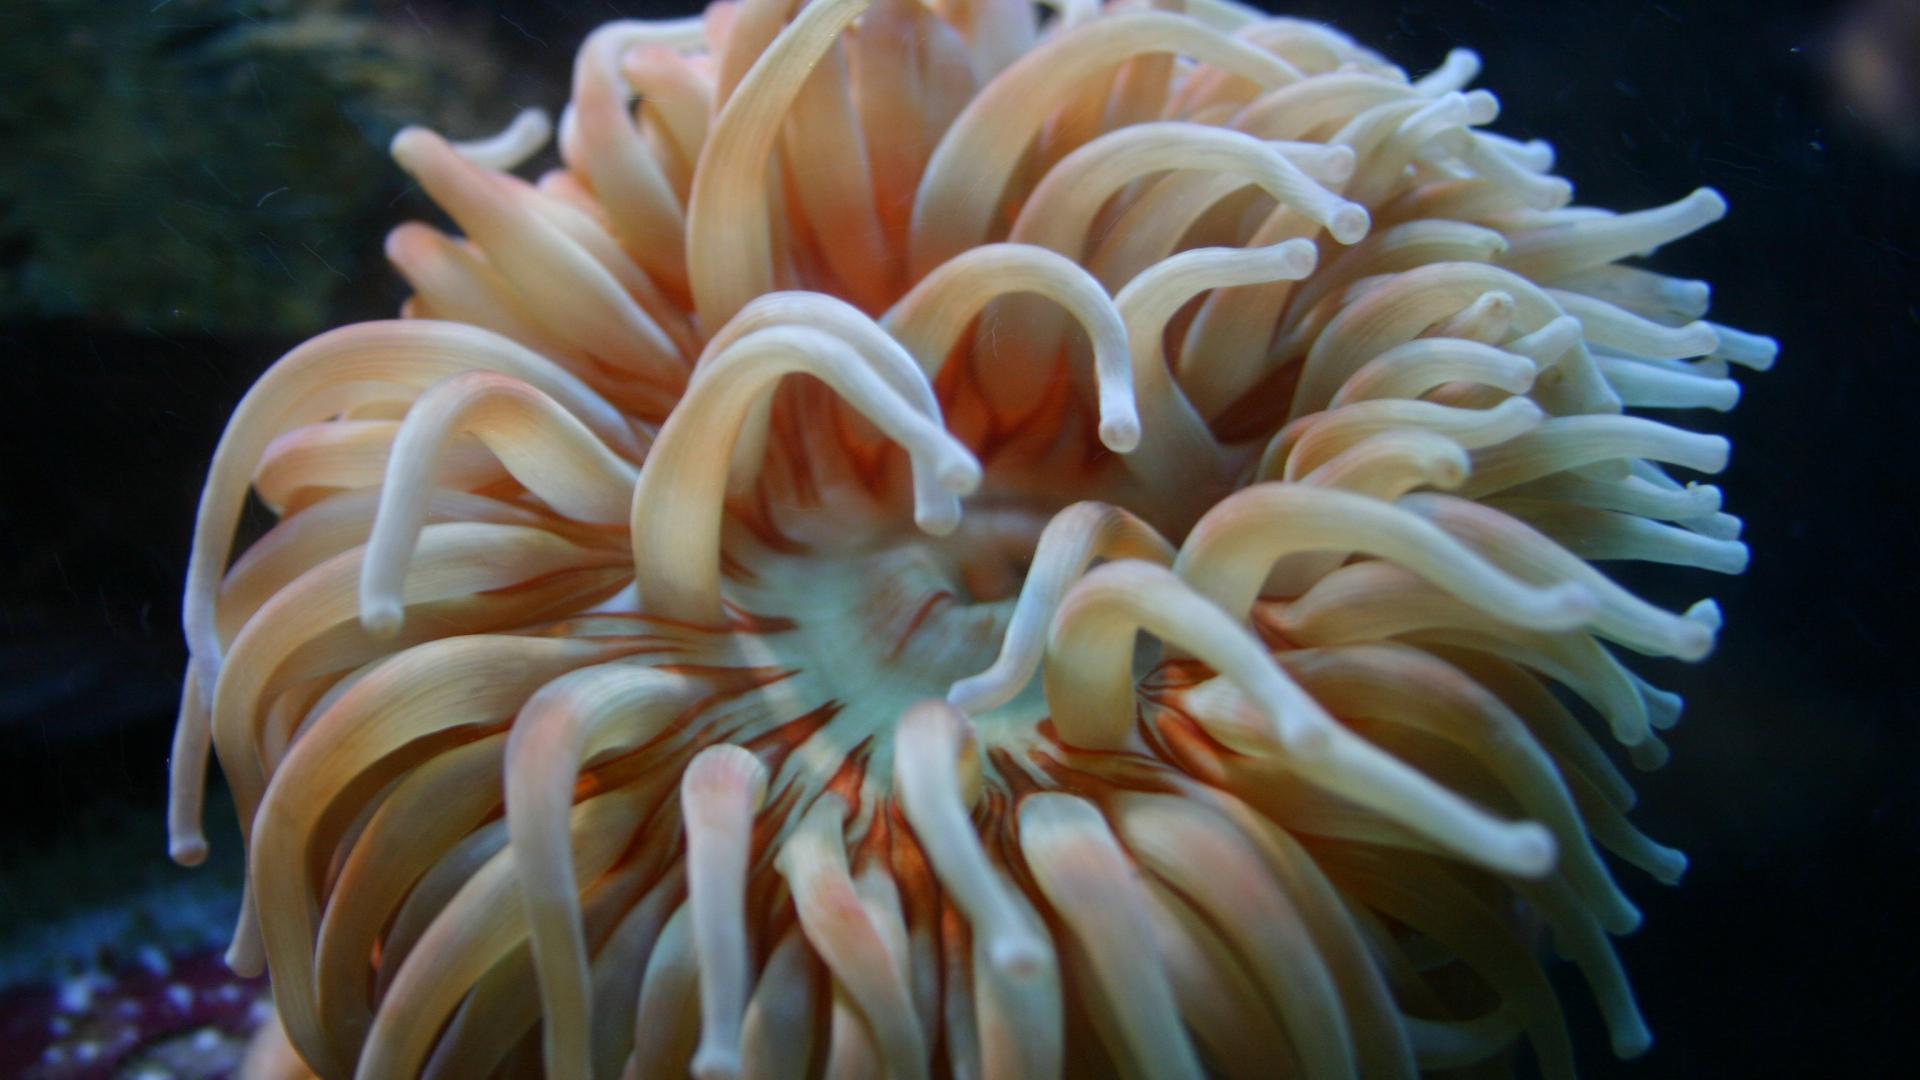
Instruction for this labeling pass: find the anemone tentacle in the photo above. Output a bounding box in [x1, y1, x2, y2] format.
[174, 2, 1772, 1076]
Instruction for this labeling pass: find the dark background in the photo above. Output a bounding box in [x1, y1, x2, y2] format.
[1, 0, 1913, 1075]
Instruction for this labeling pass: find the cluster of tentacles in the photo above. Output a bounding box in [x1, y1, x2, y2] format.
[168, 1, 1775, 1077]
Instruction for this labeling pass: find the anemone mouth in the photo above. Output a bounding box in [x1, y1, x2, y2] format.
[170, 1, 1770, 1077]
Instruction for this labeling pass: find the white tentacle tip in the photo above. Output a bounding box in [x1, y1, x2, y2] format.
[691, 1046, 744, 1080]
[1643, 685, 1685, 730]
[1682, 482, 1723, 515]
[1462, 88, 1500, 125]
[944, 678, 989, 715]
[1700, 436, 1733, 473]
[1512, 138, 1557, 172]
[1463, 289, 1516, 325]
[360, 598, 405, 639]
[987, 934, 1047, 980]
[1705, 377, 1743, 412]
[1710, 323, 1778, 370]
[1685, 598, 1724, 632]
[383, 221, 430, 266]
[1677, 320, 1722, 358]
[1666, 617, 1716, 662]
[169, 835, 209, 868]
[388, 124, 438, 167]
[1531, 175, 1576, 210]
[1669, 599, 1725, 660]
[1326, 202, 1371, 245]
[1429, 454, 1470, 489]
[1689, 186, 1730, 222]
[916, 494, 964, 538]
[1696, 511, 1743, 540]
[917, 513, 961, 538]
[1274, 715, 1334, 760]
[1629, 736, 1671, 772]
[450, 107, 553, 171]
[1541, 581, 1600, 629]
[1274, 237, 1320, 277]
[688, 742, 770, 797]
[1669, 276, 1713, 312]
[1716, 540, 1752, 574]
[1612, 1019, 1655, 1061]
[935, 452, 983, 496]
[1099, 412, 1142, 454]
[1651, 843, 1690, 885]
[1500, 821, 1558, 879]
[1607, 898, 1646, 936]
[1503, 395, 1547, 427]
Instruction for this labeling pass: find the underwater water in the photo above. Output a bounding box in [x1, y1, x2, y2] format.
[1, 0, 1913, 1076]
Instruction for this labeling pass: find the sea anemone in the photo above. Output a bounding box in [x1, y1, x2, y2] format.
[168, 0, 1776, 1076]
